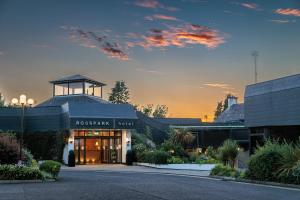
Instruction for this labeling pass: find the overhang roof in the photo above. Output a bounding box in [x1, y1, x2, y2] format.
[49, 74, 106, 86]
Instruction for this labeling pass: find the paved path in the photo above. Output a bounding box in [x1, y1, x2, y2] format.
[1, 166, 300, 200]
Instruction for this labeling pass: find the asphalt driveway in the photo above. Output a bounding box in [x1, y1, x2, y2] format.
[1, 167, 300, 200]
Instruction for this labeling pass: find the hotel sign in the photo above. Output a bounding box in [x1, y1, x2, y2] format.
[70, 118, 136, 129]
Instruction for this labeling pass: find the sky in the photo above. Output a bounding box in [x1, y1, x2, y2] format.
[0, 0, 300, 120]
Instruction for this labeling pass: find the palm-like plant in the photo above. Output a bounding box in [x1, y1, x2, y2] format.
[170, 128, 195, 147]
[218, 139, 239, 168]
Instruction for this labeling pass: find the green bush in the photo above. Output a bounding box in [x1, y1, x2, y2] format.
[167, 156, 184, 164]
[247, 150, 282, 181]
[218, 139, 238, 168]
[159, 140, 186, 157]
[0, 165, 43, 180]
[210, 164, 238, 177]
[39, 160, 61, 179]
[126, 150, 137, 165]
[133, 143, 148, 161]
[196, 155, 219, 164]
[140, 150, 170, 164]
[189, 152, 198, 162]
[205, 146, 218, 159]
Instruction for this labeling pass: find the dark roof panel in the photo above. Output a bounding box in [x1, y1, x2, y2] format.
[50, 74, 106, 86]
[36, 95, 109, 107]
[215, 104, 244, 123]
[152, 118, 202, 126]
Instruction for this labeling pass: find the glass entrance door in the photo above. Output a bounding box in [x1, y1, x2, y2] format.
[101, 139, 110, 163]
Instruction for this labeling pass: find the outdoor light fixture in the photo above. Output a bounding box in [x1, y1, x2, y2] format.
[11, 94, 34, 164]
[11, 98, 18, 105]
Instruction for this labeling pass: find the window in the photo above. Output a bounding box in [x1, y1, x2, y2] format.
[94, 85, 101, 97]
[69, 82, 83, 95]
[85, 82, 94, 95]
[54, 83, 68, 96]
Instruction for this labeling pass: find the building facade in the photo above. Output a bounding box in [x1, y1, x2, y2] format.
[0, 75, 137, 164]
[245, 74, 300, 152]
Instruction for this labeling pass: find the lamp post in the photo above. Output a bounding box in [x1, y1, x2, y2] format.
[11, 95, 34, 164]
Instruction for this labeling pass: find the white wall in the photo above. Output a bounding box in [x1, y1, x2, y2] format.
[122, 129, 132, 163]
[63, 130, 74, 165]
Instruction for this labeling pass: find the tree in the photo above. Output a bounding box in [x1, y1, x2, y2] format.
[170, 128, 195, 147]
[152, 105, 168, 118]
[141, 104, 154, 117]
[214, 101, 223, 120]
[108, 81, 130, 104]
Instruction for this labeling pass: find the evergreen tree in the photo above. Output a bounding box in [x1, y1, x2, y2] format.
[152, 105, 168, 118]
[214, 101, 223, 120]
[108, 81, 130, 104]
[223, 93, 236, 111]
[141, 104, 153, 117]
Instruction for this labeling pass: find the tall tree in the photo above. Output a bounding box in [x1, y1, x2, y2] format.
[214, 101, 223, 120]
[141, 104, 154, 117]
[152, 105, 168, 118]
[108, 81, 130, 104]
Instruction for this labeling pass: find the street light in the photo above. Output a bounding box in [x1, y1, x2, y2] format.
[11, 94, 34, 164]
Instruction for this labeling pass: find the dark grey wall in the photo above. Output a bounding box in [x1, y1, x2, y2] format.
[245, 87, 300, 127]
[0, 106, 64, 132]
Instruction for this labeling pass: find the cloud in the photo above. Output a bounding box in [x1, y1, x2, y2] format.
[128, 24, 225, 50]
[268, 19, 294, 24]
[134, 0, 179, 11]
[204, 83, 233, 90]
[275, 8, 300, 17]
[136, 68, 163, 75]
[101, 42, 129, 60]
[145, 14, 178, 21]
[0, 51, 4, 56]
[32, 44, 55, 49]
[61, 26, 129, 61]
[241, 3, 261, 11]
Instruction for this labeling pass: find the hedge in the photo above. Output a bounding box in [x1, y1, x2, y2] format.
[0, 165, 43, 180]
[39, 160, 61, 179]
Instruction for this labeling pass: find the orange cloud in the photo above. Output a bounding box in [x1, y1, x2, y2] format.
[275, 8, 300, 17]
[240, 3, 262, 11]
[204, 83, 233, 90]
[128, 24, 225, 49]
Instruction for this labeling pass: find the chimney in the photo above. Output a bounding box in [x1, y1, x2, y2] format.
[227, 96, 237, 109]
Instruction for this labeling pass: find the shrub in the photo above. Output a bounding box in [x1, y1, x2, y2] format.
[39, 160, 61, 179]
[218, 139, 238, 168]
[196, 155, 219, 164]
[68, 150, 75, 167]
[189, 152, 198, 162]
[126, 150, 137, 165]
[205, 146, 218, 159]
[247, 148, 282, 181]
[167, 156, 184, 164]
[210, 164, 238, 177]
[141, 150, 170, 164]
[133, 143, 148, 161]
[159, 140, 186, 157]
[22, 148, 35, 167]
[0, 165, 43, 180]
[0, 134, 20, 164]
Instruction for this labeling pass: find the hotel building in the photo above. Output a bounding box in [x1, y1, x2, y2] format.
[0, 75, 137, 164]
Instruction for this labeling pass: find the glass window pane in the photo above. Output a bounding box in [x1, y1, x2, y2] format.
[69, 82, 83, 95]
[85, 82, 94, 95]
[94, 86, 101, 97]
[54, 84, 68, 96]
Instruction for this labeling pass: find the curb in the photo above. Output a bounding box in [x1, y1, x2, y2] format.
[209, 176, 300, 189]
[0, 179, 56, 184]
[135, 163, 214, 171]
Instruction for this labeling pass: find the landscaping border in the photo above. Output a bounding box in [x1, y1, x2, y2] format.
[210, 176, 300, 190]
[0, 179, 56, 184]
[135, 162, 216, 171]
